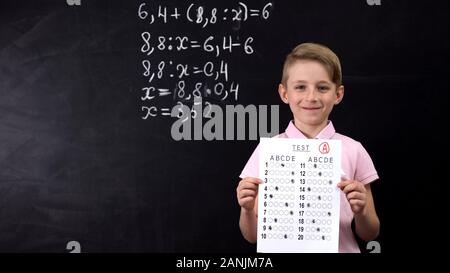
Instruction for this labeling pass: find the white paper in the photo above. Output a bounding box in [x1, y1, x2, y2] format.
[257, 138, 341, 253]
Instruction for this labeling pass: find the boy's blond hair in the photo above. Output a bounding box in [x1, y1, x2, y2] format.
[281, 43, 342, 87]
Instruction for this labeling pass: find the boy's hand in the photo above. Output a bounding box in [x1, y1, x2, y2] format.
[337, 180, 367, 215]
[236, 177, 263, 211]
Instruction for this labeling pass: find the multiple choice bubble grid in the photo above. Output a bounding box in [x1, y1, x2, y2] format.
[261, 159, 336, 242]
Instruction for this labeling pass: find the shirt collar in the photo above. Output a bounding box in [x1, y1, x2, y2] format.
[285, 120, 336, 139]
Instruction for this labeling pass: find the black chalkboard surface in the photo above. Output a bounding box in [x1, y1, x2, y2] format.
[0, 0, 448, 253]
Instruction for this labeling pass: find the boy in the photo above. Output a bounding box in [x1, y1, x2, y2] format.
[236, 43, 380, 253]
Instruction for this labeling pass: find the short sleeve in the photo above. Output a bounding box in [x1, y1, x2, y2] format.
[354, 142, 379, 184]
[239, 144, 260, 179]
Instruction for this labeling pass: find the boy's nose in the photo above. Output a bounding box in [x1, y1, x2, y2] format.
[305, 88, 317, 101]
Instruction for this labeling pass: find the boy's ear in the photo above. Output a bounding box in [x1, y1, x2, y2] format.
[278, 83, 289, 104]
[335, 85, 344, 105]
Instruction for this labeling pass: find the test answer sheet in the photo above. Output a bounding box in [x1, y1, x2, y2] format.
[257, 138, 342, 253]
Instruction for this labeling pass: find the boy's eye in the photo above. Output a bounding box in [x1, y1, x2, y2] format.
[295, 85, 306, 90]
[318, 86, 330, 92]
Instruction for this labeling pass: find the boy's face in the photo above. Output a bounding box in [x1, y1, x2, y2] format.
[278, 60, 344, 132]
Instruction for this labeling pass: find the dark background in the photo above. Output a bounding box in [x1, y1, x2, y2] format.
[0, 0, 448, 253]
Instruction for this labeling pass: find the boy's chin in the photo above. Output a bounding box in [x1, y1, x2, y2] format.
[294, 117, 327, 126]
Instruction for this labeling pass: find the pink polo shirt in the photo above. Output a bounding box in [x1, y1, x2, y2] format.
[239, 121, 379, 253]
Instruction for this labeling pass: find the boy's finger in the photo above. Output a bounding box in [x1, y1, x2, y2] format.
[239, 189, 257, 198]
[337, 180, 352, 189]
[243, 177, 263, 184]
[341, 183, 358, 194]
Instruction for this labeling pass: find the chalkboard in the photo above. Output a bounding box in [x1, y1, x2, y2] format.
[0, 0, 448, 253]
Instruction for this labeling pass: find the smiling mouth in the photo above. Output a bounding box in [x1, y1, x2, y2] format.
[301, 107, 321, 110]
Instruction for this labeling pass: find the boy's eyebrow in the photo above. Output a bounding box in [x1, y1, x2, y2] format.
[317, 80, 332, 84]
